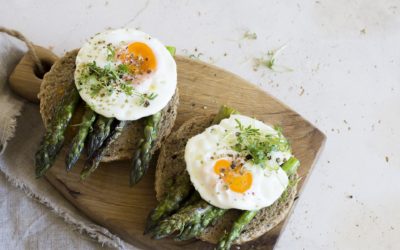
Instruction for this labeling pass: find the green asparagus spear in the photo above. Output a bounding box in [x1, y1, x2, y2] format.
[151, 200, 213, 239]
[282, 157, 300, 175]
[65, 107, 96, 171]
[145, 105, 239, 233]
[86, 115, 114, 157]
[130, 112, 161, 186]
[217, 210, 259, 250]
[35, 87, 80, 178]
[176, 206, 227, 241]
[145, 174, 193, 233]
[80, 120, 127, 179]
[212, 105, 239, 124]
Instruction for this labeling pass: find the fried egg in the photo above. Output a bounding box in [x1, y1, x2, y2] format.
[185, 115, 292, 210]
[74, 29, 177, 120]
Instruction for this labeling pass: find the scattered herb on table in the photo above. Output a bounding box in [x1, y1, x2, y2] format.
[253, 44, 293, 72]
[243, 30, 257, 40]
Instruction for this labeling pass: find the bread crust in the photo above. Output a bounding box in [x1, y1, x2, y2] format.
[39, 49, 179, 162]
[155, 115, 298, 245]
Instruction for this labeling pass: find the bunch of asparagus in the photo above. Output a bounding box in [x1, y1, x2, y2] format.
[34, 85, 121, 179]
[146, 106, 300, 250]
[34, 88, 162, 180]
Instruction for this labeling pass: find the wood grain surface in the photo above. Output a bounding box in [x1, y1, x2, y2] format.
[9, 45, 58, 103]
[41, 56, 326, 249]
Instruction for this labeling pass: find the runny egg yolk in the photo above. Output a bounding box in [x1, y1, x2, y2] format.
[213, 159, 253, 193]
[117, 42, 157, 75]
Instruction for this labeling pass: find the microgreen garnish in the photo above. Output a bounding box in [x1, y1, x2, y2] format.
[106, 44, 115, 61]
[232, 119, 290, 167]
[253, 44, 293, 72]
[243, 30, 257, 40]
[138, 92, 158, 107]
[116, 63, 130, 74]
[80, 61, 157, 107]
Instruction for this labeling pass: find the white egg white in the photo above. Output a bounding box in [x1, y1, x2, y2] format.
[185, 115, 292, 210]
[74, 29, 177, 120]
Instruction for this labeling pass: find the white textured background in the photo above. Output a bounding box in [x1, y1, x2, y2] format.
[1, 0, 400, 249]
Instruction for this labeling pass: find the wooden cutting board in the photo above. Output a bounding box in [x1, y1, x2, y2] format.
[23, 55, 325, 249]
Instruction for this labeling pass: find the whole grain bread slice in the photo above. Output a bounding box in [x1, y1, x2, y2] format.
[39, 49, 179, 162]
[155, 115, 298, 245]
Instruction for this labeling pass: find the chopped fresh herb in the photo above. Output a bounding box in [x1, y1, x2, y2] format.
[117, 63, 130, 74]
[232, 119, 290, 168]
[120, 82, 133, 95]
[89, 82, 104, 96]
[243, 30, 257, 40]
[137, 92, 158, 107]
[145, 92, 158, 100]
[253, 44, 293, 72]
[106, 44, 115, 61]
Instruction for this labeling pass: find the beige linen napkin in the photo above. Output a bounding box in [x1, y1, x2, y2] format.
[0, 33, 133, 250]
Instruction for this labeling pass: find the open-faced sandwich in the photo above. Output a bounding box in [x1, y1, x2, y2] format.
[35, 28, 179, 185]
[146, 106, 300, 249]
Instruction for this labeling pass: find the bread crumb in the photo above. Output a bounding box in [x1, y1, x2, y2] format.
[203, 106, 208, 110]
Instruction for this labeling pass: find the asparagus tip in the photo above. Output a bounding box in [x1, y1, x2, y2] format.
[129, 170, 143, 186]
[35, 164, 48, 178]
[80, 167, 91, 180]
[144, 221, 156, 235]
[65, 158, 74, 172]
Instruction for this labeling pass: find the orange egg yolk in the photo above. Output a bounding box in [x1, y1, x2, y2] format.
[117, 42, 157, 75]
[213, 159, 253, 193]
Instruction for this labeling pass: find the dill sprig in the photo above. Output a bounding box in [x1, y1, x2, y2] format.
[232, 119, 290, 167]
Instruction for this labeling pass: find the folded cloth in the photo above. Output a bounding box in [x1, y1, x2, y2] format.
[0, 33, 133, 250]
[0, 33, 25, 154]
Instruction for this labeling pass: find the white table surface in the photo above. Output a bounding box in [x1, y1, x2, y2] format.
[1, 0, 400, 249]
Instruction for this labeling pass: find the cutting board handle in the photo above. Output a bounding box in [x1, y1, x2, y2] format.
[9, 45, 58, 103]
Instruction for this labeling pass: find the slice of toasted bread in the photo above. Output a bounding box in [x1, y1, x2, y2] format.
[39, 49, 179, 162]
[155, 115, 298, 245]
